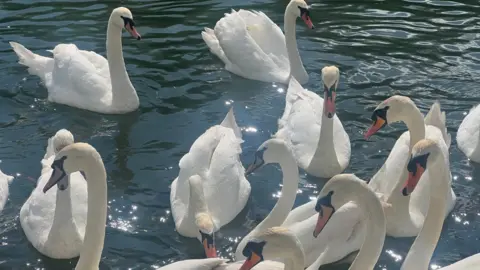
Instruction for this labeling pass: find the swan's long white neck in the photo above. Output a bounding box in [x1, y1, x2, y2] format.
[75, 156, 107, 270]
[345, 181, 386, 270]
[284, 9, 308, 84]
[385, 105, 426, 226]
[106, 16, 139, 111]
[284, 246, 305, 270]
[50, 175, 76, 230]
[401, 154, 448, 270]
[235, 152, 299, 260]
[309, 112, 339, 171]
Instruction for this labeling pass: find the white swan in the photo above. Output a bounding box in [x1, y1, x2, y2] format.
[42, 142, 107, 270]
[275, 66, 350, 178]
[457, 104, 480, 162]
[201, 0, 314, 84]
[10, 7, 141, 114]
[310, 174, 387, 270]
[236, 138, 365, 268]
[0, 168, 14, 212]
[364, 96, 456, 237]
[170, 108, 251, 257]
[400, 139, 479, 270]
[20, 129, 88, 259]
[157, 228, 300, 270]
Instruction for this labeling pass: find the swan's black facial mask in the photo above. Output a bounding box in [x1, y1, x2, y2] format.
[298, 7, 314, 29]
[240, 241, 266, 270]
[313, 190, 335, 238]
[364, 106, 389, 139]
[43, 156, 68, 193]
[121, 16, 142, 40]
[245, 147, 267, 175]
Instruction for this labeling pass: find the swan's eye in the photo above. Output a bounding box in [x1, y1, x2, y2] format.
[120, 16, 135, 27]
[371, 106, 389, 122]
[298, 6, 309, 16]
[407, 153, 430, 174]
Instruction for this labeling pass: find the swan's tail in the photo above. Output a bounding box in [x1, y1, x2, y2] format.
[424, 101, 451, 147]
[201, 27, 230, 65]
[10, 41, 53, 82]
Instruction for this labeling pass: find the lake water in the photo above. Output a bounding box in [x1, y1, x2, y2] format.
[0, 0, 479, 269]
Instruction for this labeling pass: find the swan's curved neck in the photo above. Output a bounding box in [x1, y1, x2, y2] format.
[310, 113, 338, 170]
[235, 152, 299, 260]
[284, 12, 307, 83]
[284, 249, 305, 270]
[75, 157, 107, 270]
[349, 182, 386, 270]
[51, 175, 75, 228]
[106, 19, 138, 110]
[401, 155, 448, 270]
[187, 176, 210, 221]
[385, 104, 426, 224]
[256, 154, 299, 231]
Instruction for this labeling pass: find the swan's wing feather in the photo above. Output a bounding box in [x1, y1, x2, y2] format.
[457, 104, 480, 161]
[236, 10, 289, 70]
[282, 200, 316, 227]
[49, 44, 110, 104]
[213, 10, 286, 81]
[220, 108, 242, 139]
[78, 50, 110, 80]
[204, 127, 250, 228]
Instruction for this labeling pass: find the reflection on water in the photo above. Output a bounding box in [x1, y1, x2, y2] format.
[0, 0, 479, 269]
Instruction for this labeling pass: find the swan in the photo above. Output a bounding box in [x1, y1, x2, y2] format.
[0, 168, 14, 212]
[10, 7, 141, 114]
[400, 139, 479, 270]
[170, 108, 251, 257]
[456, 104, 480, 162]
[42, 142, 107, 270]
[236, 138, 367, 268]
[310, 174, 387, 270]
[201, 0, 314, 84]
[275, 66, 350, 178]
[157, 228, 301, 270]
[20, 129, 88, 259]
[364, 96, 456, 237]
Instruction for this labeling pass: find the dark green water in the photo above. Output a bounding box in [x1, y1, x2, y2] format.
[0, 0, 479, 269]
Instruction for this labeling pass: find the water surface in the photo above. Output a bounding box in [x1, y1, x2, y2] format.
[0, 0, 479, 269]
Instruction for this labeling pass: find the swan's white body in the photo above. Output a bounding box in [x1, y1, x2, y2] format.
[0, 169, 14, 212]
[235, 139, 361, 268]
[366, 97, 456, 237]
[20, 129, 87, 259]
[457, 104, 480, 162]
[201, 0, 312, 84]
[10, 7, 141, 114]
[275, 71, 350, 178]
[157, 258, 285, 270]
[42, 142, 108, 270]
[170, 108, 251, 240]
[400, 139, 479, 270]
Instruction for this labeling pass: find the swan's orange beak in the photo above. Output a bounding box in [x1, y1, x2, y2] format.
[302, 13, 314, 29]
[313, 204, 335, 238]
[403, 163, 425, 196]
[364, 117, 386, 140]
[240, 252, 263, 270]
[323, 90, 336, 118]
[203, 238, 217, 258]
[126, 22, 141, 40]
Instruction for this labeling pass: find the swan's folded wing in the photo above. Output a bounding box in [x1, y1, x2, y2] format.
[49, 44, 110, 104]
[214, 10, 286, 81]
[237, 10, 289, 70]
[204, 127, 250, 227]
[79, 50, 110, 81]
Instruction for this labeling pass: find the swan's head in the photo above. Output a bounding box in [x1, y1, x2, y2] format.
[245, 138, 292, 175]
[313, 174, 364, 237]
[402, 139, 441, 196]
[52, 129, 74, 154]
[43, 143, 102, 193]
[321, 66, 340, 118]
[287, 0, 314, 29]
[364, 95, 414, 139]
[50, 129, 75, 190]
[110, 7, 141, 40]
[240, 227, 304, 270]
[196, 213, 217, 258]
